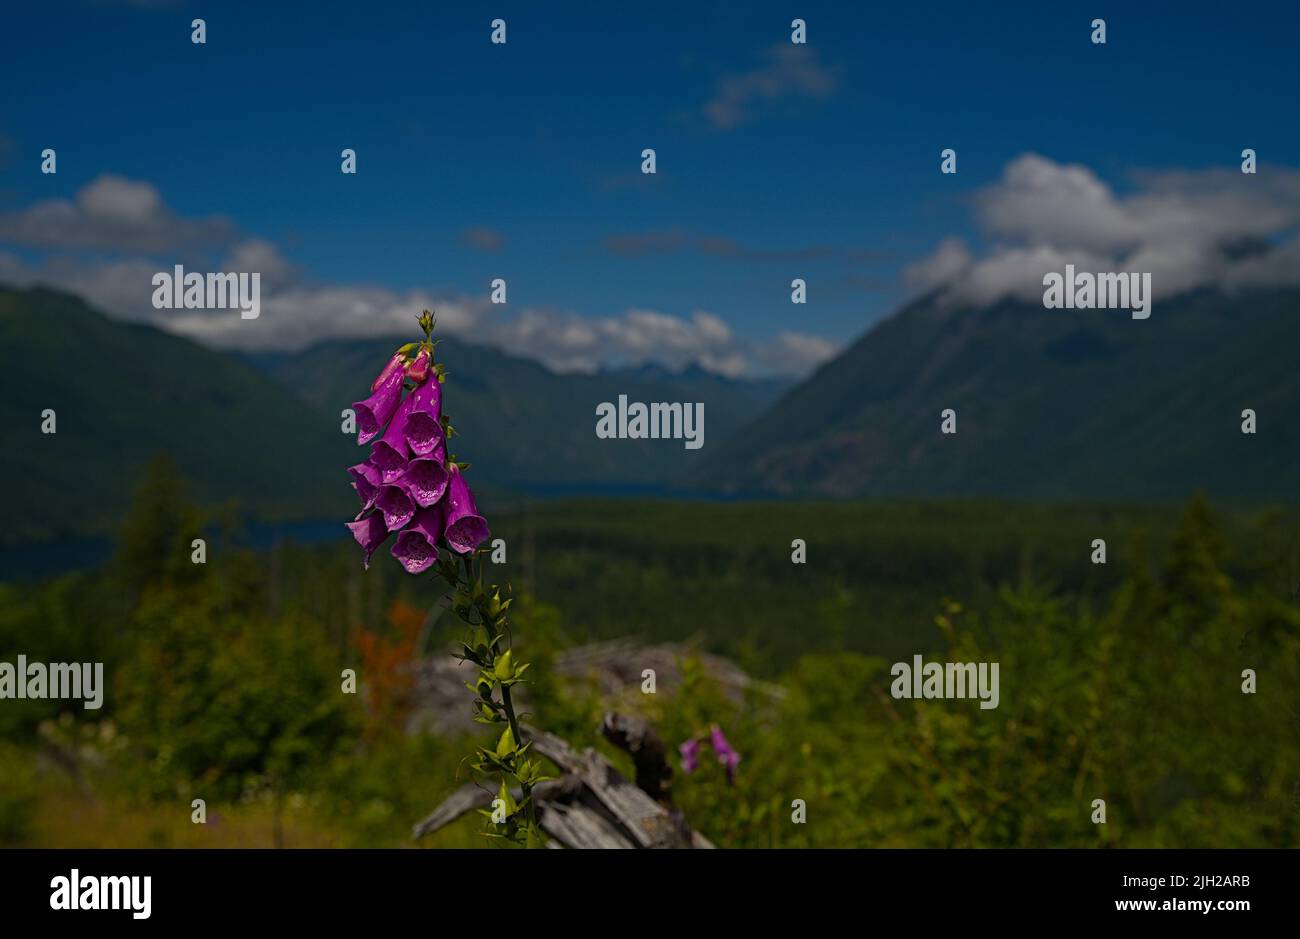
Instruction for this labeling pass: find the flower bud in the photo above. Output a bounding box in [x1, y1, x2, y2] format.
[371, 353, 406, 394]
[406, 347, 431, 383]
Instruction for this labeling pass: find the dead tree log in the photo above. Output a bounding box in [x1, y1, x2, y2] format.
[412, 712, 713, 848]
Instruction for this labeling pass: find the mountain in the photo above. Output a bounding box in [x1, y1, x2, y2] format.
[0, 285, 787, 547]
[694, 287, 1300, 503]
[0, 286, 355, 545]
[248, 337, 787, 494]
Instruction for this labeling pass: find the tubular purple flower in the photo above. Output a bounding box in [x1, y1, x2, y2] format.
[376, 483, 416, 531]
[443, 463, 490, 554]
[371, 352, 406, 393]
[679, 738, 701, 775]
[405, 346, 431, 382]
[347, 461, 383, 513]
[370, 392, 420, 482]
[353, 357, 405, 446]
[403, 377, 443, 456]
[390, 503, 446, 574]
[369, 448, 407, 485]
[710, 724, 741, 783]
[345, 512, 390, 570]
[402, 446, 449, 507]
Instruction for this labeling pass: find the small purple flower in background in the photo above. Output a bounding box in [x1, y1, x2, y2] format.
[710, 724, 741, 783]
[344, 309, 491, 576]
[678, 724, 741, 784]
[679, 738, 701, 775]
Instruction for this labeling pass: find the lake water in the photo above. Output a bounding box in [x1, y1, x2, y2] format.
[0, 519, 350, 582]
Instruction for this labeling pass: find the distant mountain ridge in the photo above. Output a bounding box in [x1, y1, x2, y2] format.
[693, 287, 1300, 503]
[248, 336, 787, 494]
[7, 281, 1295, 550]
[0, 285, 789, 546]
[0, 286, 355, 546]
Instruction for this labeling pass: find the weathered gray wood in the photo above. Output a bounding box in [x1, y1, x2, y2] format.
[538, 800, 636, 849]
[598, 712, 715, 848]
[580, 754, 689, 848]
[600, 712, 672, 801]
[412, 782, 493, 839]
[413, 720, 713, 848]
[526, 725, 690, 848]
[525, 727, 588, 774]
[413, 775, 582, 840]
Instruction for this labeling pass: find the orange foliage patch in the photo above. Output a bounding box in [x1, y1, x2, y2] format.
[355, 600, 427, 732]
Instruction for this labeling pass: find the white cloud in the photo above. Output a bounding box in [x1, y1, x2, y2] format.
[903, 236, 973, 294]
[705, 46, 837, 130]
[0, 174, 843, 379]
[0, 174, 234, 253]
[755, 331, 840, 376]
[165, 284, 833, 378]
[222, 239, 299, 291]
[164, 284, 485, 351]
[477, 306, 764, 379]
[2, 243, 835, 376]
[908, 153, 1300, 308]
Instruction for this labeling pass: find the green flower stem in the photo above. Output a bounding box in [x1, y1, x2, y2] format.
[446, 550, 540, 844]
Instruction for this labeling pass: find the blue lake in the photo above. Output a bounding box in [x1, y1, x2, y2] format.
[0, 519, 350, 582]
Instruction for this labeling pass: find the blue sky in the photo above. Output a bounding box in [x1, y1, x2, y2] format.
[2, 0, 1299, 375]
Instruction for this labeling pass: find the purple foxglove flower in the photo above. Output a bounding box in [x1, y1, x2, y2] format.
[345, 512, 390, 570]
[443, 463, 490, 554]
[347, 460, 383, 513]
[405, 412, 443, 457]
[679, 738, 701, 775]
[405, 346, 431, 382]
[376, 483, 416, 531]
[353, 356, 405, 446]
[371, 352, 406, 393]
[390, 503, 445, 574]
[370, 392, 421, 482]
[710, 724, 741, 784]
[403, 378, 443, 456]
[402, 447, 448, 507]
[369, 448, 407, 485]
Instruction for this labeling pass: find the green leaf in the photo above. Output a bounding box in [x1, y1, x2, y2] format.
[497, 779, 518, 816]
[496, 725, 516, 758]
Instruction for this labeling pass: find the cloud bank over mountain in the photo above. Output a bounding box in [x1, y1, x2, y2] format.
[905, 154, 1300, 308]
[6, 153, 1297, 379]
[0, 175, 837, 378]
